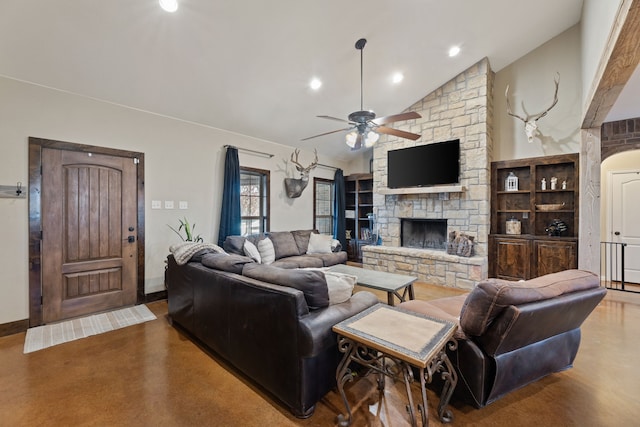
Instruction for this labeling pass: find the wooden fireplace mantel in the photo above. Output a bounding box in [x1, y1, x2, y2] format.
[377, 185, 465, 195]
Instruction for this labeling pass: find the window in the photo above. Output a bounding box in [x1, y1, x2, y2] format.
[240, 167, 269, 235]
[314, 178, 334, 235]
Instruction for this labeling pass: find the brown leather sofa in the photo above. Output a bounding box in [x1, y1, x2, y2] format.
[400, 269, 607, 408]
[166, 252, 378, 418]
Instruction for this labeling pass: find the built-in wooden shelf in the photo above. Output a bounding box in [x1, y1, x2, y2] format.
[377, 185, 465, 195]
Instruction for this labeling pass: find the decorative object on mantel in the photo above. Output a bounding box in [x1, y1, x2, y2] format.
[505, 172, 519, 191]
[301, 38, 421, 150]
[545, 219, 568, 236]
[541, 177, 547, 190]
[562, 179, 567, 189]
[447, 231, 475, 257]
[550, 176, 558, 190]
[505, 73, 560, 143]
[0, 182, 25, 199]
[284, 149, 318, 198]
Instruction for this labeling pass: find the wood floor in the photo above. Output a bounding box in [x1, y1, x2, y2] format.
[1, 283, 638, 426]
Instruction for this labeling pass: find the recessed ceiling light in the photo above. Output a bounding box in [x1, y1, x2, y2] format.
[159, 0, 178, 13]
[310, 78, 322, 90]
[449, 46, 461, 57]
[392, 72, 404, 84]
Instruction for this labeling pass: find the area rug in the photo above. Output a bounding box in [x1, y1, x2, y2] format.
[23, 305, 157, 354]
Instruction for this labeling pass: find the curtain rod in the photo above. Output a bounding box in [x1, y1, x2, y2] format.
[224, 145, 274, 158]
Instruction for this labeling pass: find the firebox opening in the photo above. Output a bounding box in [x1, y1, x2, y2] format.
[401, 219, 447, 250]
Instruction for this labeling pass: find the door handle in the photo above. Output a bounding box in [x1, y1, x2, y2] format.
[614, 231, 621, 236]
[125, 236, 136, 243]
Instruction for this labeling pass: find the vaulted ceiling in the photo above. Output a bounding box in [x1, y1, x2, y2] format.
[2, 0, 634, 161]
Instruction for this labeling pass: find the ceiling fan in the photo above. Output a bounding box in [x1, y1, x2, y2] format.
[302, 38, 422, 150]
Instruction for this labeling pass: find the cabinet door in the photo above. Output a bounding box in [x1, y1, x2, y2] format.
[533, 240, 577, 277]
[493, 237, 531, 280]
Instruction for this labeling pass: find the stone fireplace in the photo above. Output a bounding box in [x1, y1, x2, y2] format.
[362, 58, 493, 290]
[401, 219, 447, 250]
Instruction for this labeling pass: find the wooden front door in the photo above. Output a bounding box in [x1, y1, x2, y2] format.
[41, 148, 138, 323]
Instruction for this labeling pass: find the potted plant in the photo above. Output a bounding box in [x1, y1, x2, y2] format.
[168, 217, 203, 242]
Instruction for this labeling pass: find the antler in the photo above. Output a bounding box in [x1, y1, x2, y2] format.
[290, 149, 318, 175]
[533, 72, 560, 121]
[505, 85, 527, 123]
[505, 73, 560, 123]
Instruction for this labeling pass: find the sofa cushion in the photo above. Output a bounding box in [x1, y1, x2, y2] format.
[201, 253, 255, 274]
[307, 233, 333, 254]
[460, 269, 600, 336]
[271, 255, 324, 268]
[242, 263, 329, 310]
[307, 251, 348, 266]
[291, 229, 317, 255]
[268, 231, 301, 259]
[257, 237, 275, 265]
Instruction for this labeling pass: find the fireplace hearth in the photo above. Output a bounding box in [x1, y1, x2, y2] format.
[401, 219, 447, 250]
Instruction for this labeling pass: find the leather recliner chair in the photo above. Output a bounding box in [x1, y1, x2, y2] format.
[400, 269, 606, 408]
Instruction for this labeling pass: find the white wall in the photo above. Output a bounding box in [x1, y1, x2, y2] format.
[494, 25, 583, 161]
[0, 76, 350, 324]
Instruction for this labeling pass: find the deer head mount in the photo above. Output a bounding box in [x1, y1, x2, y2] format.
[506, 73, 560, 143]
[284, 148, 318, 198]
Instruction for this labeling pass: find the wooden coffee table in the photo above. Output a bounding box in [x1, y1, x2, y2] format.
[329, 264, 417, 306]
[332, 303, 458, 426]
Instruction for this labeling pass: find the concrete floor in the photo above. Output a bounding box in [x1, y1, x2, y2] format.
[1, 283, 638, 426]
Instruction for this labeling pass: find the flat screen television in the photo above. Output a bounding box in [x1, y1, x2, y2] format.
[387, 139, 460, 188]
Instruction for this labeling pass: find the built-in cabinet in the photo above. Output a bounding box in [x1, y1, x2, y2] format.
[345, 173, 373, 262]
[489, 153, 579, 280]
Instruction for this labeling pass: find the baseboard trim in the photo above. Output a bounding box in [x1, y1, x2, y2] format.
[0, 319, 29, 337]
[145, 290, 167, 303]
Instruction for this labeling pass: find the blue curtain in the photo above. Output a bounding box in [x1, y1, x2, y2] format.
[333, 168, 346, 250]
[217, 146, 241, 246]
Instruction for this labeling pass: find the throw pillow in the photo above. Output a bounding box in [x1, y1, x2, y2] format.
[268, 231, 300, 259]
[306, 233, 333, 254]
[257, 237, 275, 265]
[324, 271, 356, 305]
[223, 235, 246, 255]
[243, 240, 261, 263]
[331, 239, 342, 252]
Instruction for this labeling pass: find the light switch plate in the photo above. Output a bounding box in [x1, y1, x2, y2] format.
[151, 200, 161, 209]
[179, 201, 188, 210]
[164, 200, 174, 209]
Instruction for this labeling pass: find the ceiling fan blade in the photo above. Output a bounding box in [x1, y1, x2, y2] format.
[376, 126, 421, 141]
[371, 111, 421, 126]
[301, 127, 353, 141]
[317, 115, 353, 124]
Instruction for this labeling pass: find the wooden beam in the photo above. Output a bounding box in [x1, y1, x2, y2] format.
[583, 0, 640, 129]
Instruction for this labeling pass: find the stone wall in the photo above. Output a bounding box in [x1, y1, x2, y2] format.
[363, 58, 494, 289]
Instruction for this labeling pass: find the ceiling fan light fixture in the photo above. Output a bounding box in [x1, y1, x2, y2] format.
[345, 131, 358, 148]
[364, 131, 379, 147]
